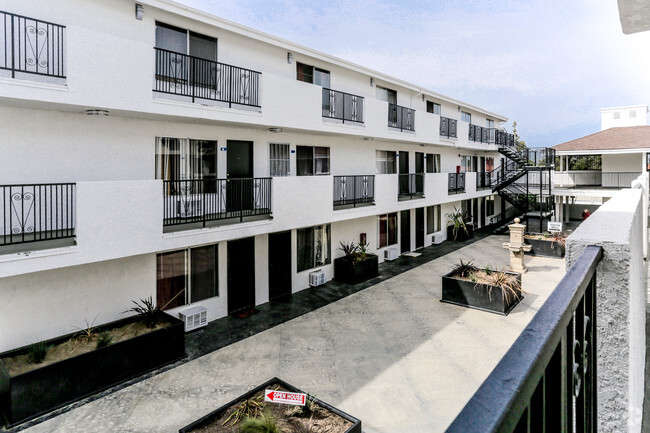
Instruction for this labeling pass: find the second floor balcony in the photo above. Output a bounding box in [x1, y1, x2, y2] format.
[476, 172, 492, 190]
[388, 103, 415, 132]
[468, 125, 495, 143]
[398, 173, 424, 200]
[440, 116, 458, 139]
[322, 88, 364, 124]
[554, 171, 642, 188]
[333, 175, 374, 209]
[448, 172, 466, 194]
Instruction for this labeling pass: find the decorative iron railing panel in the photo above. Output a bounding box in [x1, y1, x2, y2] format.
[1, 183, 75, 246]
[163, 178, 271, 227]
[469, 125, 492, 143]
[322, 88, 364, 124]
[388, 103, 415, 131]
[496, 130, 516, 147]
[440, 117, 458, 138]
[476, 172, 492, 190]
[446, 245, 601, 433]
[448, 172, 466, 194]
[0, 10, 65, 78]
[398, 173, 424, 199]
[333, 175, 374, 208]
[154, 48, 261, 108]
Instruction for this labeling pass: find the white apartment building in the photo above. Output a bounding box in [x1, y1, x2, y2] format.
[0, 0, 516, 352]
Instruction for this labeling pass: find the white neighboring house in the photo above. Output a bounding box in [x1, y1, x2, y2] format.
[0, 0, 515, 352]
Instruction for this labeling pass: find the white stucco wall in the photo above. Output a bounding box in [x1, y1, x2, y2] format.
[602, 153, 644, 173]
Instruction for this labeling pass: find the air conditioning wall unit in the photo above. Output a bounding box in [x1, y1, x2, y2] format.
[309, 269, 326, 287]
[432, 233, 444, 244]
[384, 247, 399, 261]
[178, 305, 208, 332]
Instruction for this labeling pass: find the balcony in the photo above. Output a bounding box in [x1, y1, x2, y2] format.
[468, 125, 495, 143]
[154, 48, 261, 108]
[333, 175, 374, 209]
[1, 183, 75, 252]
[398, 173, 424, 200]
[0, 10, 65, 80]
[554, 171, 642, 188]
[388, 103, 415, 132]
[322, 88, 364, 124]
[448, 173, 465, 194]
[476, 172, 492, 190]
[440, 116, 458, 139]
[163, 178, 271, 231]
[495, 130, 515, 147]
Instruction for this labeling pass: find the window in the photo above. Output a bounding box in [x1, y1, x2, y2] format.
[613, 111, 620, 119]
[647, 153, 650, 171]
[296, 146, 330, 176]
[461, 111, 471, 123]
[486, 119, 495, 128]
[297, 224, 331, 272]
[376, 150, 397, 174]
[156, 244, 218, 311]
[378, 213, 398, 248]
[155, 137, 217, 181]
[426, 205, 441, 234]
[296, 62, 330, 87]
[426, 153, 441, 173]
[460, 155, 472, 172]
[567, 155, 602, 170]
[485, 196, 495, 216]
[426, 101, 441, 115]
[376, 86, 397, 104]
[484, 157, 494, 172]
[630, 110, 637, 118]
[269, 143, 290, 177]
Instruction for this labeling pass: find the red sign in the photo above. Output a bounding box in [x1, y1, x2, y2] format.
[264, 389, 306, 406]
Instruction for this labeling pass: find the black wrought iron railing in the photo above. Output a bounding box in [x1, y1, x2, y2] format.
[495, 130, 516, 147]
[398, 173, 424, 199]
[333, 175, 374, 208]
[1, 183, 75, 246]
[154, 48, 261, 107]
[0, 11, 65, 79]
[476, 172, 492, 190]
[322, 88, 364, 124]
[388, 103, 415, 131]
[163, 178, 271, 227]
[469, 125, 494, 143]
[524, 147, 556, 167]
[440, 117, 458, 138]
[448, 172, 465, 194]
[446, 245, 602, 433]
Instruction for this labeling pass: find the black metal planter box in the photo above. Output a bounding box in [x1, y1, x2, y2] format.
[334, 254, 379, 284]
[441, 270, 523, 315]
[446, 223, 474, 242]
[525, 237, 565, 258]
[0, 311, 185, 427]
[179, 377, 361, 433]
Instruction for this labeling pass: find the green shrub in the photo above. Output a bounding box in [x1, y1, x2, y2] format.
[238, 411, 281, 433]
[28, 342, 49, 364]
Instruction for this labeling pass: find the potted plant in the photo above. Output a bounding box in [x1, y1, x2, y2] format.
[441, 260, 523, 315]
[334, 240, 379, 284]
[524, 232, 566, 258]
[445, 207, 474, 241]
[179, 377, 361, 433]
[0, 297, 185, 427]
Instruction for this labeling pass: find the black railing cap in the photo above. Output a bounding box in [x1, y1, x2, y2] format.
[0, 10, 67, 28]
[153, 47, 262, 75]
[322, 87, 365, 99]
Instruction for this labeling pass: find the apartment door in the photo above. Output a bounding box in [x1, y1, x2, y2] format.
[400, 210, 411, 253]
[399, 151, 409, 195]
[415, 207, 424, 249]
[268, 231, 292, 300]
[480, 197, 486, 227]
[472, 198, 479, 226]
[415, 152, 424, 194]
[227, 237, 255, 314]
[226, 140, 253, 213]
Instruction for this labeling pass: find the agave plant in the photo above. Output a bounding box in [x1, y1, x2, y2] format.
[338, 240, 360, 262]
[123, 296, 159, 328]
[451, 259, 478, 278]
[445, 206, 469, 240]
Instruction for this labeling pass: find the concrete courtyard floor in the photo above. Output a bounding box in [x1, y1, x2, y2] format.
[21, 235, 566, 433]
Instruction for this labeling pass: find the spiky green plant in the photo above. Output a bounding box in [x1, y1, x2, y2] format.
[451, 259, 478, 278]
[96, 332, 114, 349]
[123, 296, 159, 328]
[238, 411, 282, 433]
[445, 206, 469, 240]
[28, 342, 49, 364]
[338, 240, 359, 262]
[483, 268, 525, 303]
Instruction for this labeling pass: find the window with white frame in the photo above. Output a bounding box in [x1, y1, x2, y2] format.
[426, 205, 441, 234]
[426, 153, 441, 173]
[155, 137, 217, 181]
[376, 86, 397, 104]
[461, 111, 471, 123]
[459, 155, 472, 172]
[297, 224, 331, 272]
[297, 62, 330, 87]
[269, 143, 290, 177]
[376, 150, 397, 174]
[427, 101, 441, 115]
[296, 146, 330, 176]
[378, 213, 398, 248]
[486, 119, 495, 128]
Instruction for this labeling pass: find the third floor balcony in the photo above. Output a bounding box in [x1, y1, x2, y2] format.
[322, 88, 364, 124]
[440, 116, 458, 139]
[388, 103, 415, 132]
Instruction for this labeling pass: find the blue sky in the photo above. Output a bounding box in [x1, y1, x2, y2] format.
[179, 0, 650, 147]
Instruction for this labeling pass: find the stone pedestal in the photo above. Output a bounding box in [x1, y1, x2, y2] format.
[503, 218, 532, 273]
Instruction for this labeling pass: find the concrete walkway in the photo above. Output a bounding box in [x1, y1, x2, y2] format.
[20, 236, 566, 433]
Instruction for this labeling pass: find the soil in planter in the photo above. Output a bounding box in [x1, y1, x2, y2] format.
[450, 269, 523, 300]
[186, 385, 353, 433]
[2, 320, 169, 376]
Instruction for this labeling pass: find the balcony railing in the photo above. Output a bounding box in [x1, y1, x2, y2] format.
[322, 88, 364, 124]
[448, 172, 465, 194]
[468, 125, 494, 143]
[398, 173, 424, 199]
[446, 245, 602, 433]
[154, 48, 261, 108]
[476, 172, 492, 190]
[440, 117, 458, 138]
[163, 178, 271, 227]
[0, 10, 66, 79]
[524, 147, 556, 167]
[1, 183, 75, 246]
[388, 103, 415, 132]
[495, 130, 515, 147]
[333, 175, 374, 208]
[554, 171, 641, 188]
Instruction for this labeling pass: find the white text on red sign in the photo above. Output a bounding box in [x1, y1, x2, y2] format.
[264, 389, 306, 406]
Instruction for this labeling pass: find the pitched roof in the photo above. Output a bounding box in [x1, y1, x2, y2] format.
[553, 126, 650, 151]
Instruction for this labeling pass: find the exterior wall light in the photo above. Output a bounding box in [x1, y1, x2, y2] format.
[370, 77, 375, 87]
[86, 109, 109, 116]
[268, 127, 283, 133]
[135, 4, 144, 20]
[287, 52, 293, 64]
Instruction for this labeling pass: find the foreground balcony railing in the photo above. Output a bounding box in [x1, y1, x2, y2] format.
[440, 117, 458, 138]
[322, 88, 364, 124]
[476, 172, 492, 190]
[388, 103, 415, 131]
[448, 172, 466, 194]
[495, 130, 515, 147]
[469, 125, 495, 143]
[446, 245, 601, 433]
[333, 175, 374, 208]
[554, 171, 641, 188]
[1, 183, 75, 246]
[163, 178, 271, 227]
[398, 173, 424, 199]
[0, 10, 66, 79]
[154, 48, 261, 107]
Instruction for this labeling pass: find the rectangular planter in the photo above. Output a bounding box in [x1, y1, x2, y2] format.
[525, 237, 565, 258]
[334, 254, 379, 284]
[0, 311, 185, 427]
[179, 377, 361, 433]
[446, 223, 474, 242]
[441, 270, 523, 315]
